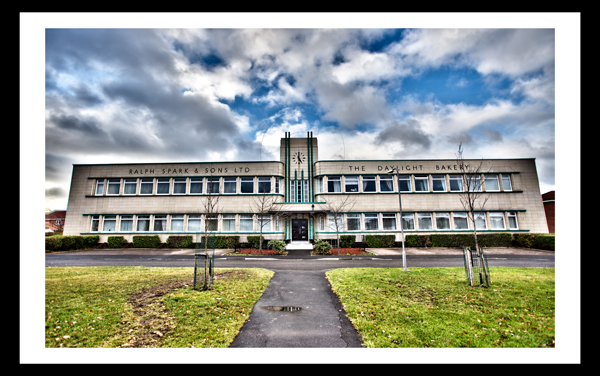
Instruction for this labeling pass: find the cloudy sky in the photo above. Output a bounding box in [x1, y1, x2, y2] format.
[24, 14, 579, 211]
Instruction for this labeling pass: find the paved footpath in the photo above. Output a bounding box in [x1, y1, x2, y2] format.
[229, 268, 363, 348]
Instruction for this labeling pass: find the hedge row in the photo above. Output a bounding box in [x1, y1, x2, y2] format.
[398, 233, 554, 250]
[45, 235, 100, 253]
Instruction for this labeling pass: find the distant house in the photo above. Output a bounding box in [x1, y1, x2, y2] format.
[542, 191, 555, 233]
[46, 210, 67, 233]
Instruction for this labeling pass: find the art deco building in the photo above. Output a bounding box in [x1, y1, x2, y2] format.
[63, 133, 549, 247]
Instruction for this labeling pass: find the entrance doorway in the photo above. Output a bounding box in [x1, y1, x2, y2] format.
[291, 219, 309, 241]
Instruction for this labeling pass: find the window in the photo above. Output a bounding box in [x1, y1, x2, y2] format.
[173, 178, 187, 194]
[205, 215, 218, 232]
[190, 178, 203, 194]
[382, 213, 397, 230]
[474, 212, 487, 230]
[316, 177, 323, 193]
[258, 215, 271, 231]
[90, 215, 100, 232]
[467, 175, 482, 192]
[418, 213, 433, 230]
[432, 175, 447, 192]
[120, 215, 133, 231]
[501, 174, 512, 191]
[258, 177, 271, 193]
[136, 215, 150, 231]
[157, 179, 170, 195]
[453, 212, 469, 230]
[485, 174, 500, 191]
[187, 215, 202, 232]
[327, 176, 341, 193]
[95, 180, 104, 195]
[364, 214, 379, 231]
[274, 216, 282, 232]
[379, 176, 394, 192]
[223, 178, 237, 194]
[239, 214, 254, 232]
[401, 213, 415, 230]
[301, 180, 309, 202]
[140, 179, 153, 195]
[154, 215, 167, 231]
[328, 215, 342, 231]
[222, 214, 236, 231]
[275, 178, 282, 194]
[318, 216, 325, 231]
[449, 175, 463, 192]
[240, 178, 254, 193]
[170, 215, 184, 231]
[102, 215, 116, 231]
[346, 214, 361, 231]
[435, 212, 450, 230]
[207, 178, 220, 194]
[489, 212, 505, 230]
[508, 212, 519, 229]
[362, 176, 376, 192]
[345, 176, 359, 193]
[124, 179, 137, 195]
[398, 175, 411, 192]
[107, 179, 120, 195]
[414, 176, 429, 192]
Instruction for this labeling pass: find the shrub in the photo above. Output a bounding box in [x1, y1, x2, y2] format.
[214, 236, 239, 249]
[340, 235, 356, 248]
[365, 234, 396, 248]
[45, 235, 99, 252]
[513, 233, 554, 250]
[247, 236, 265, 249]
[268, 239, 286, 254]
[166, 236, 193, 248]
[132, 235, 161, 248]
[405, 235, 432, 247]
[107, 236, 128, 248]
[82, 235, 99, 249]
[314, 240, 332, 255]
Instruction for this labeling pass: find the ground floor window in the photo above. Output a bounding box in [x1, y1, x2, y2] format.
[137, 215, 150, 231]
[239, 214, 254, 232]
[346, 214, 361, 231]
[382, 213, 397, 230]
[120, 215, 134, 231]
[170, 215, 184, 231]
[364, 214, 379, 231]
[187, 215, 202, 232]
[435, 212, 450, 230]
[418, 213, 432, 230]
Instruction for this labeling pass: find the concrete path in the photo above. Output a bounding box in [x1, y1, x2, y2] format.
[229, 268, 363, 348]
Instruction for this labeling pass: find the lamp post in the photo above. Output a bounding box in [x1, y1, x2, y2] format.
[388, 168, 407, 271]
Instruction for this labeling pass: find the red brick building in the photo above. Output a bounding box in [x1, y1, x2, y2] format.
[542, 191, 555, 233]
[45, 210, 67, 233]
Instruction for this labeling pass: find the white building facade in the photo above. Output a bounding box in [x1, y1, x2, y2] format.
[63, 133, 549, 244]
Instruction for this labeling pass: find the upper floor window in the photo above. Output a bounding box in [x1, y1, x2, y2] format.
[432, 175, 446, 192]
[223, 178, 237, 194]
[173, 178, 187, 194]
[124, 179, 137, 195]
[467, 175, 482, 192]
[345, 176, 359, 193]
[157, 178, 170, 195]
[379, 176, 394, 192]
[240, 178, 254, 194]
[107, 179, 120, 195]
[328, 176, 341, 193]
[398, 175, 411, 192]
[258, 177, 271, 193]
[449, 175, 463, 192]
[414, 176, 429, 192]
[501, 174, 512, 191]
[190, 178, 203, 194]
[362, 176, 376, 192]
[207, 178, 220, 194]
[95, 180, 104, 195]
[140, 179, 153, 195]
[485, 174, 500, 191]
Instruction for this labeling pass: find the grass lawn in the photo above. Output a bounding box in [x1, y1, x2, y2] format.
[326, 267, 555, 348]
[45, 266, 554, 348]
[45, 267, 273, 348]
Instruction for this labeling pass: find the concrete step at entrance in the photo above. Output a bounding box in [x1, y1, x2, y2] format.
[285, 241, 313, 251]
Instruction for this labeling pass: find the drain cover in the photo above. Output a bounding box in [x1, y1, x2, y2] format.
[263, 306, 302, 312]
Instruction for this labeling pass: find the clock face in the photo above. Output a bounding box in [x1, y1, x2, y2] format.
[292, 152, 306, 164]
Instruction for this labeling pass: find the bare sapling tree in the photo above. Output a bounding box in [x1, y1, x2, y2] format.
[200, 175, 221, 289]
[456, 143, 491, 287]
[251, 182, 288, 254]
[319, 195, 356, 254]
